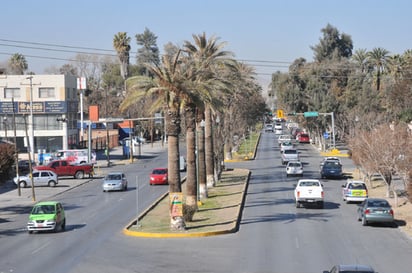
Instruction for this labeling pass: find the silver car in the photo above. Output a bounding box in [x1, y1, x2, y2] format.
[14, 170, 58, 188]
[102, 172, 128, 192]
[357, 198, 394, 226]
[286, 161, 303, 177]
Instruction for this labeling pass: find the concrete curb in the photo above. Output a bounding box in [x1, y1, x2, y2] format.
[122, 170, 251, 238]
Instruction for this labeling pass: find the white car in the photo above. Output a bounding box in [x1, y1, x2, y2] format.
[280, 141, 294, 153]
[14, 170, 58, 188]
[277, 134, 292, 146]
[286, 161, 303, 177]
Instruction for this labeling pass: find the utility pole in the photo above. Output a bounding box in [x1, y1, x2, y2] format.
[24, 115, 36, 201]
[105, 89, 110, 167]
[12, 98, 20, 196]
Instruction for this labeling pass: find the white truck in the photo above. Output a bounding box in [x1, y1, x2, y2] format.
[294, 179, 324, 208]
[281, 149, 299, 165]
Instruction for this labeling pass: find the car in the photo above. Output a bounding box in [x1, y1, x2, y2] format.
[264, 123, 274, 132]
[13, 170, 58, 188]
[274, 128, 282, 135]
[320, 156, 342, 167]
[11, 160, 36, 175]
[320, 160, 343, 179]
[285, 161, 303, 177]
[149, 168, 168, 185]
[342, 180, 368, 203]
[280, 141, 294, 153]
[323, 264, 375, 273]
[297, 133, 310, 143]
[27, 201, 66, 233]
[277, 134, 292, 146]
[357, 198, 394, 226]
[102, 172, 128, 192]
[179, 156, 187, 172]
[281, 149, 299, 165]
[274, 122, 282, 130]
[294, 179, 324, 208]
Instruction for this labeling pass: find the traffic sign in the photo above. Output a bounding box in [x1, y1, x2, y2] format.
[304, 111, 319, 117]
[277, 109, 284, 118]
[323, 132, 330, 139]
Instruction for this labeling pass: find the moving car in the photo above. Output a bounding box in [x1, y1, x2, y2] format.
[297, 133, 310, 143]
[277, 134, 292, 146]
[323, 264, 375, 273]
[320, 160, 343, 179]
[281, 149, 299, 165]
[280, 141, 294, 153]
[342, 180, 368, 203]
[286, 161, 303, 177]
[149, 168, 168, 185]
[357, 198, 394, 226]
[294, 179, 324, 208]
[27, 201, 66, 233]
[102, 172, 128, 192]
[13, 170, 58, 188]
[264, 123, 274, 132]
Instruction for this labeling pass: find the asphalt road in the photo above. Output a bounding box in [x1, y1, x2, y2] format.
[1, 134, 412, 273]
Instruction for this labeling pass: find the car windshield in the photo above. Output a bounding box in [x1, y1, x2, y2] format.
[284, 150, 297, 154]
[107, 174, 121, 180]
[32, 205, 55, 214]
[368, 200, 390, 207]
[349, 183, 366, 189]
[299, 181, 320, 187]
[288, 162, 301, 167]
[153, 169, 167, 175]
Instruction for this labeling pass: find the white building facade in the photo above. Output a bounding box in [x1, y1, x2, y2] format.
[0, 74, 78, 159]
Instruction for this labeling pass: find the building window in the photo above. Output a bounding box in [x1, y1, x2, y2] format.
[39, 87, 55, 98]
[4, 88, 20, 98]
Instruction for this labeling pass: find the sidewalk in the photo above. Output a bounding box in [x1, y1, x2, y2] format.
[0, 142, 167, 228]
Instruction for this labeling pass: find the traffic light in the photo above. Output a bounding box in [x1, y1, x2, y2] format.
[277, 109, 284, 118]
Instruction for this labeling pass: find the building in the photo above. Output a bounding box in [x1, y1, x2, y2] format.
[0, 74, 78, 160]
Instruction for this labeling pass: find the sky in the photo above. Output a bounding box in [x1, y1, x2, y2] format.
[1, 0, 411, 93]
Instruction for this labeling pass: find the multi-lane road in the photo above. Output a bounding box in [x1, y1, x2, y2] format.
[1, 133, 411, 273]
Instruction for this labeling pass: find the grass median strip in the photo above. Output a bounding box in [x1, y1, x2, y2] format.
[127, 168, 249, 235]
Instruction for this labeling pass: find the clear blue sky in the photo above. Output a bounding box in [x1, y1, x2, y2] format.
[1, 0, 411, 91]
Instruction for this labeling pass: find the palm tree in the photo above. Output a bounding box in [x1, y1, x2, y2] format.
[367, 47, 389, 91]
[351, 49, 369, 73]
[8, 53, 28, 74]
[183, 33, 235, 200]
[113, 32, 131, 81]
[121, 50, 192, 230]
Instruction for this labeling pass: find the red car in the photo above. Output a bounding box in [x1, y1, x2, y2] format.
[298, 133, 310, 143]
[149, 168, 168, 185]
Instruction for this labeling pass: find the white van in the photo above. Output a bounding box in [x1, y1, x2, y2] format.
[180, 156, 187, 171]
[54, 149, 96, 164]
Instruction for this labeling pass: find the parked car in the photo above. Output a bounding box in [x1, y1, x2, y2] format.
[149, 168, 168, 185]
[342, 180, 368, 203]
[297, 133, 310, 143]
[357, 198, 394, 226]
[102, 172, 128, 192]
[15, 160, 36, 175]
[320, 160, 343, 179]
[179, 156, 187, 172]
[13, 170, 58, 188]
[286, 161, 303, 177]
[323, 264, 375, 273]
[34, 159, 94, 179]
[27, 201, 66, 233]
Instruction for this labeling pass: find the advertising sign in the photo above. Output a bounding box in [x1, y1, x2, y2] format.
[169, 192, 183, 218]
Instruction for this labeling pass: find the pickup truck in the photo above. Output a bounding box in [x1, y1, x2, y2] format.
[294, 179, 324, 208]
[281, 149, 299, 165]
[34, 160, 94, 179]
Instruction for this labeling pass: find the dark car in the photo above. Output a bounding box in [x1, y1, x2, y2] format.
[320, 160, 343, 179]
[357, 198, 394, 226]
[13, 160, 36, 175]
[323, 264, 375, 273]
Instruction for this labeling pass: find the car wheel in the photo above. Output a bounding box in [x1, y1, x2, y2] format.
[286, 174, 289, 177]
[362, 216, 368, 226]
[28, 230, 33, 234]
[75, 171, 85, 179]
[295, 201, 300, 208]
[48, 180, 56, 187]
[19, 181, 27, 188]
[318, 201, 324, 209]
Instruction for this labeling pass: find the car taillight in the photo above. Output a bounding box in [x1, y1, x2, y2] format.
[297, 191, 300, 198]
[390, 209, 394, 216]
[364, 209, 370, 214]
[321, 191, 324, 198]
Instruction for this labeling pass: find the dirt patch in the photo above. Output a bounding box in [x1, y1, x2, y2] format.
[127, 169, 249, 234]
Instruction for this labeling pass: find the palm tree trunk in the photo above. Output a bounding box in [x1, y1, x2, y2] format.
[184, 105, 197, 221]
[197, 112, 208, 199]
[166, 107, 185, 230]
[205, 106, 215, 187]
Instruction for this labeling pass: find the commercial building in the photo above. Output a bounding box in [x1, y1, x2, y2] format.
[0, 74, 78, 160]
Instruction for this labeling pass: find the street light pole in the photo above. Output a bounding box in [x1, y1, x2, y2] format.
[26, 76, 35, 161]
[105, 89, 110, 167]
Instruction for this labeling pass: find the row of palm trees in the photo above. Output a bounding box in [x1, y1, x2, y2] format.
[117, 33, 263, 230]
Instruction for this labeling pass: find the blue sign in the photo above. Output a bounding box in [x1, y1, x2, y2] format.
[323, 132, 330, 139]
[304, 111, 319, 117]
